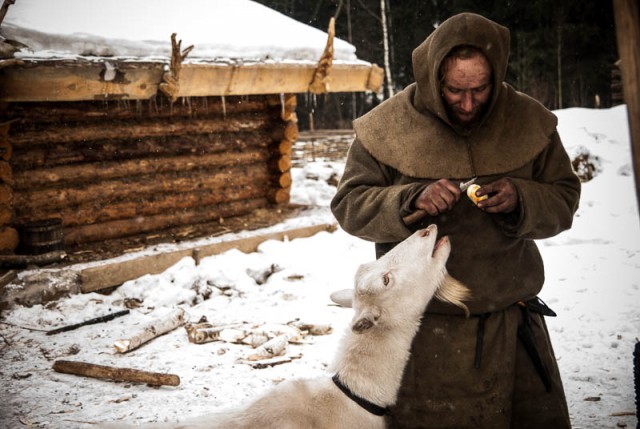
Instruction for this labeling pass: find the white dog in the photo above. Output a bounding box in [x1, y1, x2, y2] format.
[103, 224, 469, 429]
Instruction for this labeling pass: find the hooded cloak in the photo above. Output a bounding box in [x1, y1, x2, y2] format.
[331, 12, 580, 315]
[331, 13, 579, 427]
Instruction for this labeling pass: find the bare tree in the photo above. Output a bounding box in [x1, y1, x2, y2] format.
[380, 0, 394, 98]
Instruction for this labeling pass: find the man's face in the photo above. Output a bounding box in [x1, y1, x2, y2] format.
[441, 55, 493, 126]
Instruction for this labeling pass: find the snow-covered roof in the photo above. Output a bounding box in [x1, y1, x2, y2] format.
[1, 0, 359, 63]
[0, 0, 383, 101]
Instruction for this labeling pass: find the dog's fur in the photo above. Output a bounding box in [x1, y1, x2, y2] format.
[103, 224, 470, 429]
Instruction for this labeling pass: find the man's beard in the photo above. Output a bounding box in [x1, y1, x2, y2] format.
[445, 102, 489, 131]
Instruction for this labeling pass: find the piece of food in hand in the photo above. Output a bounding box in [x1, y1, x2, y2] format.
[466, 184, 488, 205]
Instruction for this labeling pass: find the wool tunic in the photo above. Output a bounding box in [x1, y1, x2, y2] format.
[331, 12, 581, 428]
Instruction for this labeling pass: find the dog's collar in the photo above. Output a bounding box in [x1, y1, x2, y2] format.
[332, 374, 388, 416]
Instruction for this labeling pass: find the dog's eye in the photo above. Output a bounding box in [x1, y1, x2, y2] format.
[383, 273, 390, 286]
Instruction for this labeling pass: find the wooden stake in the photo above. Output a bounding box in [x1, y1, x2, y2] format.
[309, 17, 335, 94]
[52, 360, 180, 386]
[113, 307, 186, 353]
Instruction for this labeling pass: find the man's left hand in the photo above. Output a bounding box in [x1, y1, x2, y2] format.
[475, 178, 519, 213]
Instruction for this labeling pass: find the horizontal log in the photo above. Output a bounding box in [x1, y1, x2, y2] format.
[0, 204, 13, 225]
[114, 308, 186, 353]
[276, 171, 293, 188]
[10, 113, 276, 146]
[0, 250, 66, 267]
[15, 149, 269, 188]
[63, 197, 269, 245]
[4, 96, 272, 124]
[269, 187, 291, 205]
[0, 226, 18, 253]
[12, 130, 277, 170]
[0, 61, 383, 102]
[0, 160, 12, 185]
[283, 121, 299, 142]
[15, 163, 271, 213]
[23, 184, 270, 227]
[267, 94, 297, 122]
[275, 139, 293, 156]
[52, 360, 180, 387]
[0, 122, 11, 161]
[0, 183, 12, 205]
[269, 154, 292, 173]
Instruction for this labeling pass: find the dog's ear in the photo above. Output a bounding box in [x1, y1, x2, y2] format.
[351, 305, 381, 333]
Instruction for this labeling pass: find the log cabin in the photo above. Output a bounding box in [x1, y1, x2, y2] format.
[0, 0, 383, 264]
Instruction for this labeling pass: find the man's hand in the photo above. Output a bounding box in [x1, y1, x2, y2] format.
[475, 178, 519, 213]
[414, 179, 462, 216]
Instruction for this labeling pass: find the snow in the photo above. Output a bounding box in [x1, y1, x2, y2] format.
[1, 1, 639, 427]
[1, 0, 361, 63]
[0, 105, 638, 428]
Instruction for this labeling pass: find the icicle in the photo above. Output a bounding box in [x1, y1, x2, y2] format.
[280, 93, 285, 120]
[221, 95, 226, 119]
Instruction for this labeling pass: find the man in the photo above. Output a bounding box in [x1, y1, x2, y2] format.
[331, 12, 580, 428]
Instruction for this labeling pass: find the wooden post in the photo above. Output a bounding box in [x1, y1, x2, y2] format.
[613, 0, 640, 220]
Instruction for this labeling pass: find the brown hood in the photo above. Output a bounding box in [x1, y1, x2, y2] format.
[412, 13, 511, 124]
[353, 13, 557, 179]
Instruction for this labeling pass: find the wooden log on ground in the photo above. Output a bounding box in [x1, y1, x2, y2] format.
[185, 322, 247, 345]
[246, 334, 289, 361]
[15, 163, 270, 213]
[14, 150, 269, 188]
[0, 250, 65, 267]
[113, 307, 186, 353]
[12, 131, 275, 170]
[9, 113, 275, 146]
[52, 360, 180, 386]
[63, 197, 269, 245]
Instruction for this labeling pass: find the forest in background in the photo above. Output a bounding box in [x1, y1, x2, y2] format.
[254, 0, 619, 130]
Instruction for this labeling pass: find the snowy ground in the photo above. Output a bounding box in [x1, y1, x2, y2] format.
[0, 105, 638, 428]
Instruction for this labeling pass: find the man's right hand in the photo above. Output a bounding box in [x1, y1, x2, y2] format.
[414, 179, 462, 216]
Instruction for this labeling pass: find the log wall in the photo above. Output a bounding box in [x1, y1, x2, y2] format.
[1, 94, 297, 249]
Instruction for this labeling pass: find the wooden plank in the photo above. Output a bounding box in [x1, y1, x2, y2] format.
[613, 0, 640, 218]
[0, 63, 163, 101]
[79, 223, 337, 293]
[0, 61, 383, 102]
